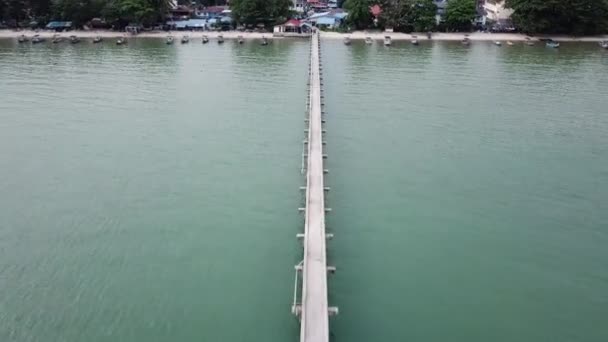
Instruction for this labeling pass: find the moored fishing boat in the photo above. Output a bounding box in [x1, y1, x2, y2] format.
[261, 36, 268, 46]
[202, 35, 209, 44]
[343, 36, 351, 45]
[411, 35, 419, 45]
[69, 35, 80, 44]
[525, 37, 535, 46]
[218, 35, 224, 44]
[599, 41, 608, 49]
[31, 34, 45, 44]
[494, 40, 502, 46]
[92, 36, 102, 43]
[365, 37, 373, 45]
[166, 35, 174, 44]
[507, 41, 514, 46]
[237, 35, 244, 44]
[181, 35, 189, 44]
[383, 36, 392, 46]
[18, 35, 28, 43]
[546, 39, 560, 48]
[116, 37, 126, 45]
[461, 37, 471, 46]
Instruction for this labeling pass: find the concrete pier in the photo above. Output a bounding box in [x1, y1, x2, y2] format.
[293, 32, 334, 342]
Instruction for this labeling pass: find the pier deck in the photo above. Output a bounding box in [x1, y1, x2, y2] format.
[299, 32, 331, 342]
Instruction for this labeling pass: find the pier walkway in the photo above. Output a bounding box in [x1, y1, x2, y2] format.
[292, 32, 336, 342]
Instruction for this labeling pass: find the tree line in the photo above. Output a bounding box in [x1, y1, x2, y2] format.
[0, 0, 232, 28]
[343, 0, 608, 34]
[2, 0, 608, 34]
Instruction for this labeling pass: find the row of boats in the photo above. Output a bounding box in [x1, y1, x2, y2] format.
[165, 34, 268, 45]
[344, 36, 417, 46]
[18, 34, 126, 45]
[345, 35, 608, 49]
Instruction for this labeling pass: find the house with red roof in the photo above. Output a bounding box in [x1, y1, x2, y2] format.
[273, 18, 313, 36]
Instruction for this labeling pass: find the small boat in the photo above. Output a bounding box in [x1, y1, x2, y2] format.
[52, 35, 63, 44]
[116, 37, 126, 45]
[17, 35, 28, 43]
[599, 41, 608, 49]
[365, 37, 373, 45]
[494, 40, 502, 46]
[237, 35, 244, 44]
[166, 35, 174, 44]
[384, 36, 392, 46]
[461, 37, 471, 46]
[507, 41, 514, 46]
[427, 31, 432, 40]
[92, 36, 102, 43]
[69, 35, 80, 44]
[524, 37, 535, 46]
[218, 35, 224, 44]
[343, 37, 351, 45]
[546, 39, 560, 48]
[181, 35, 189, 44]
[202, 35, 209, 44]
[31, 35, 45, 44]
[261, 37, 268, 46]
[411, 35, 419, 45]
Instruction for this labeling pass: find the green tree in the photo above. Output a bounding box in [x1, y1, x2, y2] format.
[443, 0, 476, 31]
[410, 0, 436, 31]
[231, 0, 291, 27]
[102, 0, 157, 26]
[344, 0, 372, 29]
[379, 0, 436, 32]
[52, 0, 106, 26]
[505, 0, 608, 35]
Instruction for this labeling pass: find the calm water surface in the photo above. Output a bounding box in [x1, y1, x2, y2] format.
[1, 38, 607, 342]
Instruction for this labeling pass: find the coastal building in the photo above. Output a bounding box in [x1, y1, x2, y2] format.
[291, 0, 308, 13]
[481, 0, 513, 28]
[306, 10, 348, 29]
[46, 21, 73, 31]
[434, 0, 448, 24]
[273, 19, 313, 35]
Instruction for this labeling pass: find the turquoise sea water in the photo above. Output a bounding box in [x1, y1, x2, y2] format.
[1, 38, 607, 341]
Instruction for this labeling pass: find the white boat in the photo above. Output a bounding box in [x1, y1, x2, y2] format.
[166, 35, 174, 44]
[218, 35, 224, 44]
[18, 34, 28, 43]
[31, 34, 45, 44]
[461, 37, 471, 46]
[202, 35, 209, 44]
[343, 37, 351, 45]
[261, 36, 268, 46]
[494, 41, 502, 46]
[237, 35, 244, 44]
[411, 36, 419, 45]
[384, 36, 392, 46]
[546, 39, 560, 48]
[507, 41, 514, 46]
[525, 38, 535, 46]
[599, 41, 608, 49]
[69, 35, 80, 44]
[116, 37, 126, 45]
[365, 37, 373, 45]
[93, 36, 102, 43]
[181, 35, 189, 44]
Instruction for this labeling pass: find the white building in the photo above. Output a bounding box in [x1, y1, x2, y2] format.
[291, 0, 307, 13]
[482, 0, 513, 25]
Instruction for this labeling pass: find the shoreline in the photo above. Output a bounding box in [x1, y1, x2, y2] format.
[1, 29, 607, 42]
[323, 31, 608, 42]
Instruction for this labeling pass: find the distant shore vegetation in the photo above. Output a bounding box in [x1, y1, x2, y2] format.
[1, 0, 607, 34]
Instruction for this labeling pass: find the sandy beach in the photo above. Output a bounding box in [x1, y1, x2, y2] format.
[1, 29, 607, 42]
